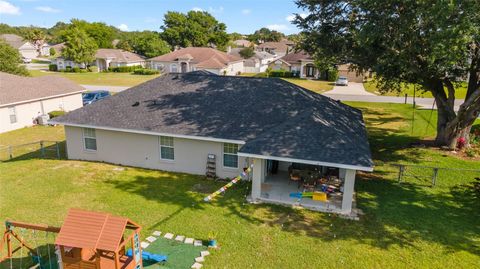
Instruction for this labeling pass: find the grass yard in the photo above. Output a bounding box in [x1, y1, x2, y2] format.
[364, 80, 468, 99]
[29, 70, 160, 87]
[1, 103, 479, 268]
[240, 73, 334, 93]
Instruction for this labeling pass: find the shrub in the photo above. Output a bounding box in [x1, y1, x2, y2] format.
[269, 69, 294, 78]
[65, 66, 72, 72]
[48, 110, 65, 119]
[107, 65, 143, 73]
[254, 72, 268, 78]
[72, 66, 81, 73]
[327, 68, 339, 81]
[49, 47, 56, 56]
[48, 64, 58, 71]
[133, 68, 160, 75]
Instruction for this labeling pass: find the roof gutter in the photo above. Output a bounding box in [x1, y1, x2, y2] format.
[49, 121, 247, 145]
[0, 90, 86, 108]
[237, 152, 374, 172]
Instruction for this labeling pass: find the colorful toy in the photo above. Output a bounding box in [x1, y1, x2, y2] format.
[204, 163, 254, 202]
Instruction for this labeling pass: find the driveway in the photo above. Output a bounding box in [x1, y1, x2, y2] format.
[325, 82, 376, 96]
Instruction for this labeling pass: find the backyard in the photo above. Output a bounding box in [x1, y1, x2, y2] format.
[0, 103, 479, 268]
[29, 70, 160, 87]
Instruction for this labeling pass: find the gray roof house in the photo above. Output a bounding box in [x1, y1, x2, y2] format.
[51, 72, 373, 216]
[0, 34, 37, 59]
[228, 48, 276, 73]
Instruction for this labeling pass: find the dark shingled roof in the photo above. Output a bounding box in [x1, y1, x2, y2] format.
[53, 73, 373, 170]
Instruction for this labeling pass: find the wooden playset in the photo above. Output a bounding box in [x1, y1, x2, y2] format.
[1, 208, 143, 269]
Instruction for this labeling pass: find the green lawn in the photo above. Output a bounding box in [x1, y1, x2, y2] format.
[0, 103, 479, 268]
[29, 70, 160, 87]
[364, 80, 469, 99]
[240, 73, 334, 93]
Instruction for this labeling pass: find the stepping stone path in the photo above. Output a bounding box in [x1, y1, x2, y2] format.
[140, 242, 150, 249]
[164, 233, 174, 239]
[184, 238, 194, 244]
[194, 240, 203, 247]
[153, 231, 162, 236]
[175, 235, 185, 242]
[200, 250, 210, 257]
[195, 256, 205, 262]
[191, 262, 203, 269]
[146, 236, 157, 243]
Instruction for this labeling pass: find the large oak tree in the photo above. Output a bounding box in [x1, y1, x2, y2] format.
[294, 0, 480, 148]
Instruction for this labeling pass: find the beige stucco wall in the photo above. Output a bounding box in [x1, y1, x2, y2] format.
[222, 61, 244, 75]
[0, 93, 83, 133]
[64, 126, 247, 178]
[150, 60, 244, 76]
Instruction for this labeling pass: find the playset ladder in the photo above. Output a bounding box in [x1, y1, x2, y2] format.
[205, 154, 217, 179]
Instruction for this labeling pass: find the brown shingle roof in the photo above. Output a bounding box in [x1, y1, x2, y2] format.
[95, 49, 145, 63]
[149, 47, 242, 69]
[0, 34, 32, 49]
[257, 41, 292, 52]
[280, 51, 314, 64]
[0, 72, 85, 107]
[55, 208, 129, 252]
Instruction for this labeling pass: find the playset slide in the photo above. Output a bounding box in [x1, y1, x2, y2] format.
[126, 249, 167, 263]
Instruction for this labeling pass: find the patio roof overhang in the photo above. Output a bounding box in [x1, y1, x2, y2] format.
[237, 152, 374, 172]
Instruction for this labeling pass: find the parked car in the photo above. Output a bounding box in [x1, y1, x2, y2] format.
[82, 90, 111, 106]
[336, 76, 349, 86]
[22, 57, 32, 64]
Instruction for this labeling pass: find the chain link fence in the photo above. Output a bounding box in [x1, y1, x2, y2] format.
[394, 164, 480, 188]
[0, 140, 66, 161]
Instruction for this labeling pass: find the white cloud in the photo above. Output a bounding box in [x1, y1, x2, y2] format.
[191, 7, 203, 12]
[0, 1, 20, 15]
[208, 6, 224, 13]
[35, 6, 61, 13]
[286, 13, 307, 22]
[266, 24, 289, 31]
[117, 24, 129, 31]
[241, 9, 251, 15]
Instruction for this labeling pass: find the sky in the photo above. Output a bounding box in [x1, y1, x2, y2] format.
[0, 0, 306, 34]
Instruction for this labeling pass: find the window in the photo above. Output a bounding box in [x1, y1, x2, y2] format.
[160, 136, 174, 160]
[83, 128, 97, 151]
[8, 106, 17, 124]
[223, 143, 238, 168]
[170, 64, 178, 73]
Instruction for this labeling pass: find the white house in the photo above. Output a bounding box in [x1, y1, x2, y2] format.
[0, 72, 85, 133]
[269, 51, 320, 78]
[95, 49, 146, 72]
[0, 34, 37, 59]
[51, 72, 373, 216]
[228, 48, 276, 73]
[149, 47, 244, 76]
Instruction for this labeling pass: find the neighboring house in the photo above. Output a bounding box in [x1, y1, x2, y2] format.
[256, 40, 295, 57]
[228, 48, 276, 73]
[149, 47, 244, 75]
[269, 51, 319, 78]
[51, 72, 373, 215]
[95, 49, 146, 72]
[0, 72, 85, 133]
[337, 64, 367, 83]
[232, 39, 252, 48]
[50, 42, 66, 55]
[51, 57, 85, 70]
[0, 34, 37, 59]
[40, 43, 51, 56]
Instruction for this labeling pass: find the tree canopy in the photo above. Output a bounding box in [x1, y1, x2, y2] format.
[239, 47, 255, 59]
[0, 41, 29, 76]
[248, 27, 284, 44]
[117, 31, 170, 58]
[295, 0, 480, 148]
[62, 27, 97, 67]
[160, 11, 229, 50]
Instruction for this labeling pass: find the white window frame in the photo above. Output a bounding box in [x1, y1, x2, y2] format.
[159, 136, 174, 161]
[223, 143, 239, 169]
[170, 64, 178, 73]
[8, 106, 17, 124]
[83, 128, 97, 151]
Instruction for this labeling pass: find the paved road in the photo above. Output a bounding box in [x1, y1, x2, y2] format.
[326, 82, 376, 96]
[81, 84, 130, 93]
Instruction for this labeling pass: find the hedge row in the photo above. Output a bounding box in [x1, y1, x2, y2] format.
[133, 68, 160, 75]
[107, 65, 143, 73]
[268, 69, 300, 78]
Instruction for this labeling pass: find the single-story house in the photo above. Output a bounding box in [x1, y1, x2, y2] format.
[337, 64, 368, 83]
[269, 51, 319, 78]
[0, 34, 37, 59]
[0, 72, 85, 133]
[149, 47, 244, 76]
[228, 48, 276, 73]
[40, 43, 51, 56]
[50, 42, 66, 56]
[51, 72, 373, 215]
[256, 40, 295, 57]
[232, 39, 252, 48]
[51, 57, 85, 70]
[95, 49, 146, 72]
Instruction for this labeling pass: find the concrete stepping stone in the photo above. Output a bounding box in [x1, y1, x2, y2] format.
[195, 256, 205, 262]
[146, 236, 157, 243]
[194, 240, 203, 247]
[191, 262, 203, 269]
[164, 233, 174, 239]
[175, 235, 185, 242]
[140, 242, 150, 249]
[200, 250, 210, 257]
[184, 238, 194, 244]
[153, 231, 162, 236]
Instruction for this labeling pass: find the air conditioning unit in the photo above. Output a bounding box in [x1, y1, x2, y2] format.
[37, 114, 50, 125]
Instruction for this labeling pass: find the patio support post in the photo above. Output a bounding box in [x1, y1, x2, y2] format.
[251, 158, 264, 200]
[341, 169, 356, 213]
